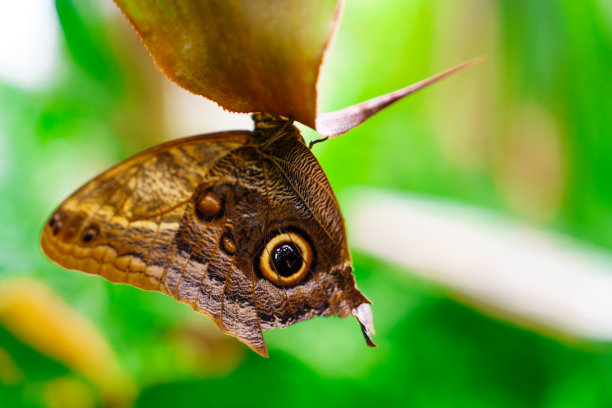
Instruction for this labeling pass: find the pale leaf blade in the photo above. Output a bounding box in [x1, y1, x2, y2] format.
[315, 57, 484, 138]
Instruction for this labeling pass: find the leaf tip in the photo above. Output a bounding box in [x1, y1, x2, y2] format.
[315, 56, 485, 138]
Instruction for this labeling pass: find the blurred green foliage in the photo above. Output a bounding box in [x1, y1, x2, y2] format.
[1, 0, 612, 407]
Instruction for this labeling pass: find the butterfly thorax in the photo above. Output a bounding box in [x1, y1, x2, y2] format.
[252, 112, 290, 130]
[251, 112, 306, 148]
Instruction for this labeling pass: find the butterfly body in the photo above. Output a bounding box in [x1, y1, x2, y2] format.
[41, 113, 372, 356]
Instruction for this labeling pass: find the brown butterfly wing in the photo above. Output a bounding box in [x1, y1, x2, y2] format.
[247, 131, 370, 331]
[41, 125, 370, 356]
[40, 131, 270, 350]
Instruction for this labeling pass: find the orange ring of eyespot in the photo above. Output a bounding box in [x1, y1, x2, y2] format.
[259, 232, 313, 286]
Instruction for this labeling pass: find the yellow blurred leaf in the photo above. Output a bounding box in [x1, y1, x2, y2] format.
[0, 278, 135, 406]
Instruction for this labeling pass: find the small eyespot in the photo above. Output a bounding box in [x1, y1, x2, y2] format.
[80, 226, 99, 244]
[48, 214, 62, 235]
[220, 232, 236, 255]
[259, 231, 313, 286]
[48, 214, 58, 228]
[196, 190, 223, 219]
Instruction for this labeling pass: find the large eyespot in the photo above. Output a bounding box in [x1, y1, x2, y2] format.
[259, 232, 313, 286]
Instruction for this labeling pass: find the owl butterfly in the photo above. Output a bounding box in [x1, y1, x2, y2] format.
[41, 112, 375, 357]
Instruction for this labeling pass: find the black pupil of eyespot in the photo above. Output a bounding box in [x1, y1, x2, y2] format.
[83, 230, 95, 242]
[271, 242, 303, 277]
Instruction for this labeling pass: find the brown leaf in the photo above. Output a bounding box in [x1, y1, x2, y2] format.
[114, 0, 342, 128]
[315, 57, 485, 139]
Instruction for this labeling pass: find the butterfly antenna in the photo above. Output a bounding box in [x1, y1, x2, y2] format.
[308, 137, 327, 150]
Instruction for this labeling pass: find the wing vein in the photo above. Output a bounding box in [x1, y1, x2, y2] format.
[268, 160, 336, 243]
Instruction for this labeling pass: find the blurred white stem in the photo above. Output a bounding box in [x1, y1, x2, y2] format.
[343, 188, 612, 340]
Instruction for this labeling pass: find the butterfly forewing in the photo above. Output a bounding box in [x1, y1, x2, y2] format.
[41, 132, 250, 297]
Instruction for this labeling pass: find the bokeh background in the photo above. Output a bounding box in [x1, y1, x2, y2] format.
[2, 0, 612, 407]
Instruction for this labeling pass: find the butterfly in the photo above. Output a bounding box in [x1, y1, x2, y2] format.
[41, 112, 375, 357]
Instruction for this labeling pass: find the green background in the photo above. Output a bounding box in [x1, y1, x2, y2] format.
[2, 0, 612, 407]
